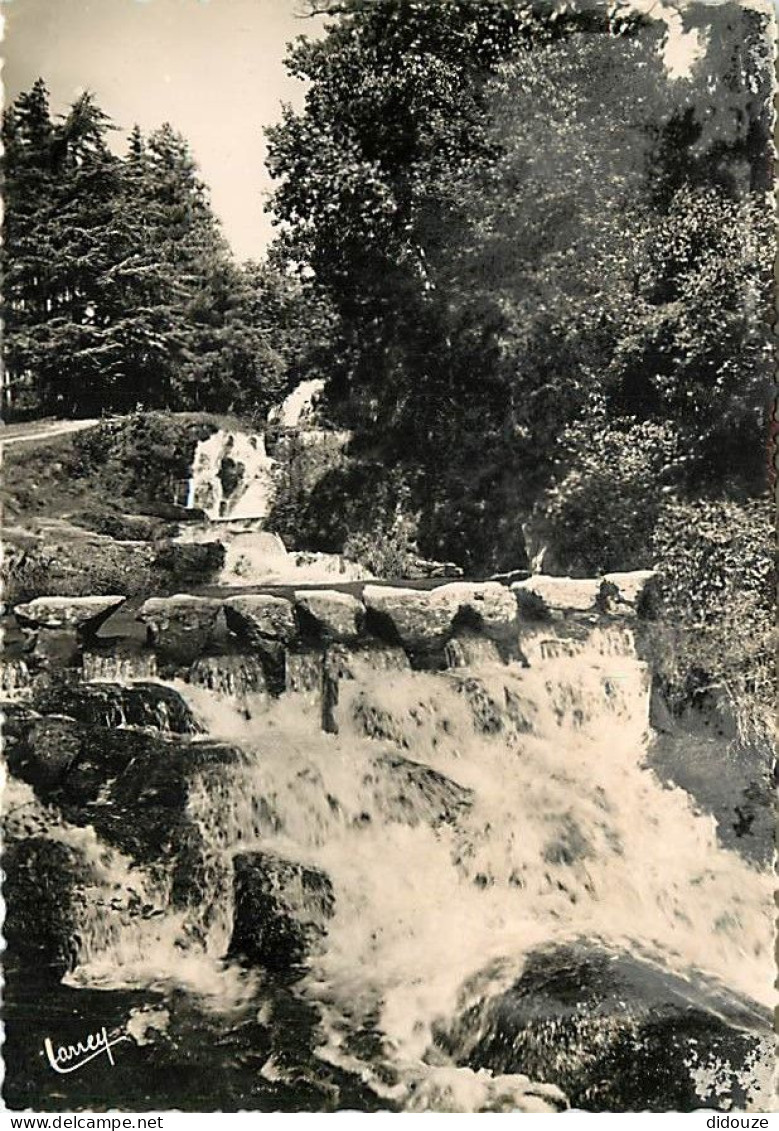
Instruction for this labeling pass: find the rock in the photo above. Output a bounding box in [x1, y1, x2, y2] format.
[228, 850, 334, 977]
[3, 837, 98, 978]
[223, 594, 297, 647]
[368, 753, 473, 827]
[222, 594, 295, 694]
[31, 680, 201, 735]
[13, 594, 126, 634]
[3, 538, 156, 604]
[602, 570, 656, 609]
[6, 716, 84, 792]
[647, 683, 773, 866]
[7, 714, 140, 805]
[363, 585, 458, 650]
[137, 595, 225, 668]
[441, 942, 772, 1112]
[436, 582, 519, 641]
[294, 589, 365, 642]
[512, 576, 601, 617]
[364, 583, 518, 652]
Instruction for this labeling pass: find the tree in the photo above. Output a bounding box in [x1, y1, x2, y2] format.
[266, 0, 773, 570]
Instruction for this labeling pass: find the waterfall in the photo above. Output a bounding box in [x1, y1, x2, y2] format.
[15, 620, 772, 1108]
[0, 658, 31, 701]
[186, 430, 276, 521]
[180, 424, 368, 584]
[267, 378, 325, 428]
[82, 651, 158, 682]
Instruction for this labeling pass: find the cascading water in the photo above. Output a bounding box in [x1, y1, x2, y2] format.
[186, 430, 276, 521]
[180, 421, 368, 584]
[0, 658, 32, 701]
[46, 622, 773, 1110]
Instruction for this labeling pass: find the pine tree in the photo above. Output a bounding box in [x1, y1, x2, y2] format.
[2, 79, 57, 416]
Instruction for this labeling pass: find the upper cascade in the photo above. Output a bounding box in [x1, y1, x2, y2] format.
[186, 430, 276, 521]
[267, 378, 325, 428]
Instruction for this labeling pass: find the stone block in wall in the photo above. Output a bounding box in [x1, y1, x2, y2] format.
[223, 594, 297, 647]
[436, 582, 519, 641]
[294, 589, 365, 643]
[136, 595, 226, 668]
[14, 594, 126, 637]
[362, 585, 460, 650]
[602, 570, 656, 612]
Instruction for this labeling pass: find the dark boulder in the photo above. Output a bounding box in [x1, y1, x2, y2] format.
[3, 837, 97, 979]
[6, 716, 84, 792]
[440, 942, 772, 1112]
[31, 679, 201, 735]
[137, 595, 226, 669]
[228, 850, 334, 978]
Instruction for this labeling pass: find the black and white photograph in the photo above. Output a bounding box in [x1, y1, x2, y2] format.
[0, 0, 775, 1114]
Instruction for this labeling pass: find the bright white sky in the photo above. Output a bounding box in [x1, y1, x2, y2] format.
[1, 0, 725, 262]
[2, 0, 324, 261]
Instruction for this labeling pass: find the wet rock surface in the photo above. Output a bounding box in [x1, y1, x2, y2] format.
[3, 838, 98, 979]
[229, 851, 335, 977]
[31, 679, 201, 734]
[440, 942, 772, 1112]
[368, 753, 473, 827]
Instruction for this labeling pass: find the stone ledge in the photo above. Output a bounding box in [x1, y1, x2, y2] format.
[14, 594, 126, 634]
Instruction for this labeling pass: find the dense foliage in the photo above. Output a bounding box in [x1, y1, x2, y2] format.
[267, 0, 773, 573]
[649, 498, 775, 746]
[1, 82, 317, 420]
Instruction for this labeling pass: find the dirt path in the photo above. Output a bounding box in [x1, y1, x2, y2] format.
[0, 418, 105, 448]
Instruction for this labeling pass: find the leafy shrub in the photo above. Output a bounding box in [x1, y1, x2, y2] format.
[648, 496, 774, 746]
[530, 415, 681, 575]
[72, 411, 220, 505]
[266, 430, 349, 550]
[343, 511, 419, 579]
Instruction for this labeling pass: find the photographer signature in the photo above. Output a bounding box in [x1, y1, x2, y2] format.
[43, 1026, 129, 1075]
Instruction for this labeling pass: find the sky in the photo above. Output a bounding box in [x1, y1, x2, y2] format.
[1, 0, 750, 263]
[2, 0, 325, 260]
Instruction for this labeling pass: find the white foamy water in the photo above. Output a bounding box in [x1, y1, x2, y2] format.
[46, 624, 773, 1108]
[0, 658, 32, 701]
[187, 430, 276, 520]
[268, 378, 325, 428]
